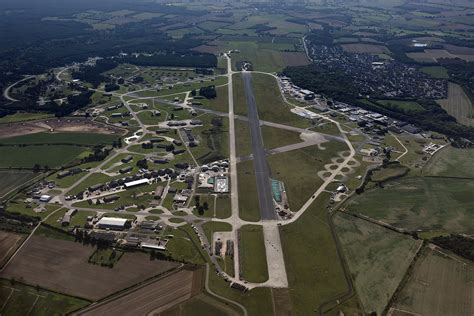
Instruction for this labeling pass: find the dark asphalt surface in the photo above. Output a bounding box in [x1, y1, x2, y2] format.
[241, 72, 276, 220]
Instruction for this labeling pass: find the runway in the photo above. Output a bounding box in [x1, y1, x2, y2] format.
[241, 72, 276, 220]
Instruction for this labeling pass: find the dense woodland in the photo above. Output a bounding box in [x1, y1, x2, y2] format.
[432, 235, 474, 262]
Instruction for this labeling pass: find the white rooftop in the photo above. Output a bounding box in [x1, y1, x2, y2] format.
[97, 217, 128, 226]
[124, 178, 149, 188]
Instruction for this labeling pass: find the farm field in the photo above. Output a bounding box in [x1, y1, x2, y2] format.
[0, 145, 85, 168]
[76, 268, 201, 316]
[346, 177, 474, 234]
[392, 246, 474, 316]
[0, 132, 119, 145]
[423, 146, 474, 178]
[161, 293, 240, 316]
[0, 231, 23, 267]
[0, 235, 179, 300]
[334, 213, 422, 315]
[341, 43, 390, 54]
[280, 194, 356, 315]
[239, 225, 268, 283]
[420, 66, 449, 79]
[407, 49, 474, 63]
[0, 170, 40, 198]
[437, 83, 474, 127]
[0, 279, 89, 316]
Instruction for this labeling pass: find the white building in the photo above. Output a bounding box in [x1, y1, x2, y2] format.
[97, 217, 128, 230]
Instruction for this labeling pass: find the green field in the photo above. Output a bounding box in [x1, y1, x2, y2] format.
[334, 213, 421, 315]
[0, 171, 40, 198]
[423, 146, 474, 178]
[165, 225, 206, 265]
[268, 142, 347, 211]
[251, 73, 311, 128]
[0, 279, 89, 316]
[420, 66, 449, 79]
[376, 100, 425, 112]
[0, 145, 86, 168]
[202, 221, 232, 243]
[280, 193, 356, 315]
[393, 247, 474, 316]
[370, 163, 409, 182]
[261, 125, 302, 150]
[346, 177, 474, 234]
[239, 225, 268, 283]
[0, 112, 53, 124]
[237, 160, 260, 222]
[234, 119, 252, 157]
[0, 132, 119, 145]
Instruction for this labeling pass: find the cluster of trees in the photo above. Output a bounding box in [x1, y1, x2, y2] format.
[194, 196, 209, 215]
[199, 85, 217, 99]
[72, 59, 118, 88]
[432, 234, 474, 261]
[82, 145, 112, 163]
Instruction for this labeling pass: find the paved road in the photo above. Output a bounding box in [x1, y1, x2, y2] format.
[241, 72, 276, 220]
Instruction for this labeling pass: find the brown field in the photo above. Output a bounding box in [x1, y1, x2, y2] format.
[281, 52, 310, 67]
[76, 267, 201, 316]
[437, 83, 474, 127]
[392, 246, 474, 316]
[341, 43, 389, 54]
[407, 49, 474, 63]
[0, 236, 179, 300]
[0, 231, 23, 267]
[0, 118, 125, 139]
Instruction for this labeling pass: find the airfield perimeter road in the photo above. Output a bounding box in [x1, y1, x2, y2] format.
[241, 71, 276, 220]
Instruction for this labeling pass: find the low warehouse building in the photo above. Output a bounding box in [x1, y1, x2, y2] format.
[124, 178, 149, 189]
[97, 217, 129, 230]
[154, 186, 164, 199]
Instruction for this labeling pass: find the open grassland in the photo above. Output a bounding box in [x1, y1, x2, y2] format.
[0, 171, 40, 198]
[346, 177, 474, 234]
[0, 145, 85, 168]
[334, 213, 422, 315]
[220, 41, 287, 72]
[392, 247, 474, 316]
[0, 132, 119, 145]
[196, 85, 228, 112]
[376, 100, 425, 112]
[280, 193, 358, 315]
[261, 125, 302, 150]
[268, 142, 347, 211]
[0, 279, 89, 316]
[0, 231, 23, 267]
[251, 73, 311, 128]
[165, 225, 206, 265]
[370, 163, 409, 182]
[420, 66, 449, 78]
[235, 119, 252, 157]
[232, 73, 248, 117]
[437, 83, 474, 127]
[423, 146, 474, 178]
[0, 235, 178, 300]
[239, 225, 268, 283]
[202, 221, 232, 243]
[0, 112, 53, 124]
[237, 160, 260, 222]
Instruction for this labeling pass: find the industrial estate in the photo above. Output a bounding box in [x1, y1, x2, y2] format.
[0, 0, 473, 315]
